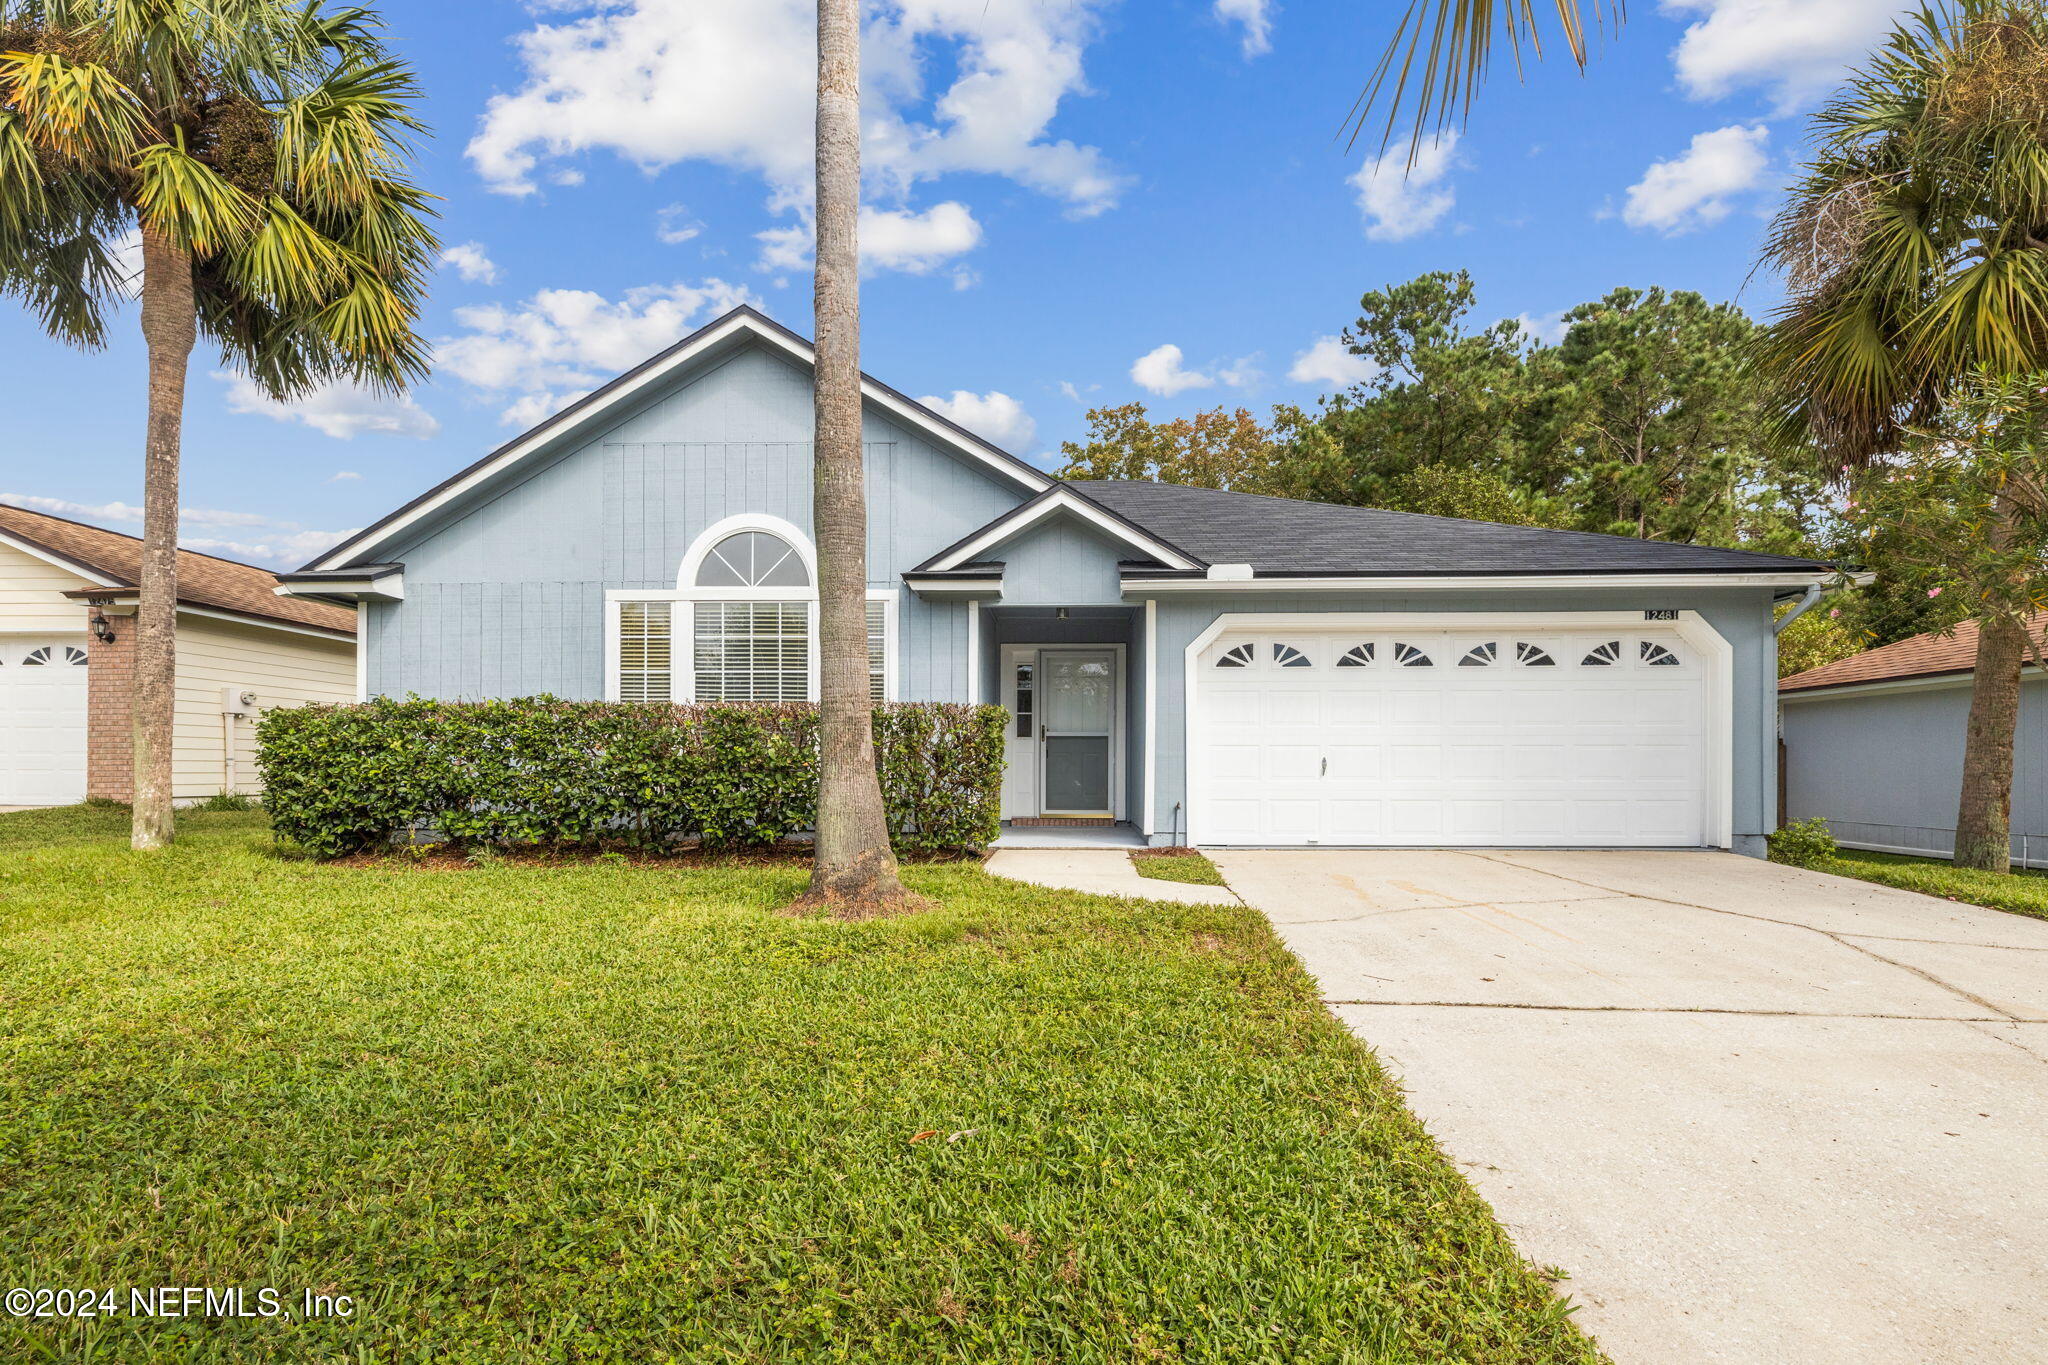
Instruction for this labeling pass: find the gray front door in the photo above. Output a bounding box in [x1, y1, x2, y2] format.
[1038, 648, 1116, 816]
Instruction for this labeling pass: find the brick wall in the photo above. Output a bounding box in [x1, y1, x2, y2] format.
[86, 614, 134, 802]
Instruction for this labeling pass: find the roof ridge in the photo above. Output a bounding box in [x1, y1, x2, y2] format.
[0, 499, 297, 578]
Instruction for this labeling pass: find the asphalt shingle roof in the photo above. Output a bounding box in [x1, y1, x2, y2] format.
[1779, 614, 2048, 693]
[0, 503, 356, 635]
[1065, 480, 1832, 577]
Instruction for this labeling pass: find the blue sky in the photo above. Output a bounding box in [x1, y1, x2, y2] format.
[1, 0, 1914, 567]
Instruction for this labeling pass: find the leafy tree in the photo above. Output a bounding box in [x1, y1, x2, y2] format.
[1313, 271, 1548, 504]
[1754, 1, 2048, 870]
[1055, 402, 1283, 492]
[0, 0, 435, 850]
[1844, 376, 2048, 864]
[801, 0, 921, 914]
[1374, 463, 1571, 527]
[1543, 287, 1772, 543]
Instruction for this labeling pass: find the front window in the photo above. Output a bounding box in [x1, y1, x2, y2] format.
[694, 602, 809, 702]
[610, 521, 892, 705]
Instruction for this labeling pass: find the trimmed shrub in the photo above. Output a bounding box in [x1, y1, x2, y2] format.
[257, 697, 1006, 860]
[1767, 816, 1838, 869]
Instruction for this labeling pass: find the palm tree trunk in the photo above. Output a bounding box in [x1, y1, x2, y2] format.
[131, 226, 194, 851]
[1954, 614, 2024, 871]
[803, 0, 920, 915]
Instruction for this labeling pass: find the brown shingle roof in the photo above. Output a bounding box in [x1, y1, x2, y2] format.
[1779, 613, 2048, 694]
[0, 503, 355, 636]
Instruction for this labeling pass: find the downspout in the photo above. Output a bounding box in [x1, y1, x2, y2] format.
[1775, 583, 1822, 635]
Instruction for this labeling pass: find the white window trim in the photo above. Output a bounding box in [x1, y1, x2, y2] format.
[605, 586, 898, 703]
[676, 513, 818, 591]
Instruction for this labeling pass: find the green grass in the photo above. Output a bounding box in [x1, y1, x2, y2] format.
[1132, 851, 1229, 886]
[1825, 849, 2048, 922]
[0, 806, 1598, 1363]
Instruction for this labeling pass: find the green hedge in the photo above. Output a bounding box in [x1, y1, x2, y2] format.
[256, 697, 1007, 860]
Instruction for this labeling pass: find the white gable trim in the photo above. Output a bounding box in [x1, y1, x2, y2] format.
[307, 309, 1053, 573]
[0, 528, 122, 588]
[923, 488, 1203, 573]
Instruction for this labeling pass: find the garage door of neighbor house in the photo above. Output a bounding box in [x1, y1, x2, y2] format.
[0, 639, 89, 806]
[1192, 621, 1712, 847]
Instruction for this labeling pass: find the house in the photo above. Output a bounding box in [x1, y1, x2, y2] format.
[0, 503, 357, 807]
[277, 306, 1836, 854]
[1780, 615, 2048, 864]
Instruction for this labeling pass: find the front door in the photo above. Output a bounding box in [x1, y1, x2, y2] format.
[1038, 648, 1117, 817]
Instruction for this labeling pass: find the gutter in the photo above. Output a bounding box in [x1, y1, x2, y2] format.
[1774, 583, 1822, 635]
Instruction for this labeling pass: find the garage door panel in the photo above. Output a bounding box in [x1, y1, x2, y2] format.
[1196, 625, 1712, 848]
[1325, 745, 1381, 780]
[0, 637, 89, 806]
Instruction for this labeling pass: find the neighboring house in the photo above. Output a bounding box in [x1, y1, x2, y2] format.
[1781, 616, 2048, 864]
[0, 504, 356, 807]
[278, 306, 1836, 855]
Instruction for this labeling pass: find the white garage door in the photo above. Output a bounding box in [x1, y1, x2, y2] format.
[0, 639, 89, 806]
[1193, 623, 1712, 847]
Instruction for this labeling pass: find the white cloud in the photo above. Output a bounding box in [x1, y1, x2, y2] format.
[1622, 124, 1770, 234]
[1287, 335, 1381, 389]
[1214, 0, 1273, 56]
[1349, 132, 1460, 242]
[329, 470, 362, 482]
[656, 204, 703, 244]
[217, 374, 441, 440]
[1218, 354, 1264, 389]
[755, 201, 984, 276]
[1662, 0, 1909, 111]
[467, 0, 1125, 223]
[0, 493, 356, 568]
[1509, 309, 1571, 345]
[439, 241, 499, 284]
[435, 279, 757, 425]
[918, 389, 1037, 450]
[1130, 344, 1215, 398]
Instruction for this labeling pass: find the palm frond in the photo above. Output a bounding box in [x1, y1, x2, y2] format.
[0, 47, 147, 164]
[133, 136, 259, 253]
[1351, 0, 1620, 158]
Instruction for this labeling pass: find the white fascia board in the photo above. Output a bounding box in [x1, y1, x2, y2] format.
[0, 528, 122, 587]
[76, 592, 354, 642]
[925, 490, 1201, 573]
[902, 576, 1005, 598]
[310, 312, 1051, 573]
[1123, 571, 1838, 593]
[274, 569, 405, 603]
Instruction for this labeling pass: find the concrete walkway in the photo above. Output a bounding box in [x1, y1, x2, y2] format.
[1214, 848, 2048, 1365]
[983, 848, 1241, 906]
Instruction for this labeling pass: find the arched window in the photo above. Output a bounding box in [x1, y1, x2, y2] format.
[609, 516, 892, 705]
[693, 531, 810, 588]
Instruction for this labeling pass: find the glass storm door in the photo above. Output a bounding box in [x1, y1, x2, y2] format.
[1039, 649, 1116, 816]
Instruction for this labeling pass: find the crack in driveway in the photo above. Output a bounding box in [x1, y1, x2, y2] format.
[1456, 852, 2028, 1022]
[1323, 999, 2019, 1022]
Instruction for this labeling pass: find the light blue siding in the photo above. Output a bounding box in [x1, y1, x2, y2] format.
[1782, 675, 2048, 864]
[1136, 586, 1782, 855]
[994, 515, 1130, 607]
[366, 344, 1030, 701]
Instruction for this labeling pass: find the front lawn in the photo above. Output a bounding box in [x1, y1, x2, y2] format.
[0, 806, 1598, 1363]
[1825, 848, 2048, 922]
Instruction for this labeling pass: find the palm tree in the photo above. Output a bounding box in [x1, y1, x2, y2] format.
[1754, 0, 2048, 870]
[802, 0, 922, 915]
[0, 0, 435, 850]
[1354, 1, 1620, 147]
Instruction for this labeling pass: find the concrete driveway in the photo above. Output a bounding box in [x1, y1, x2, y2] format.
[1212, 848, 2048, 1365]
